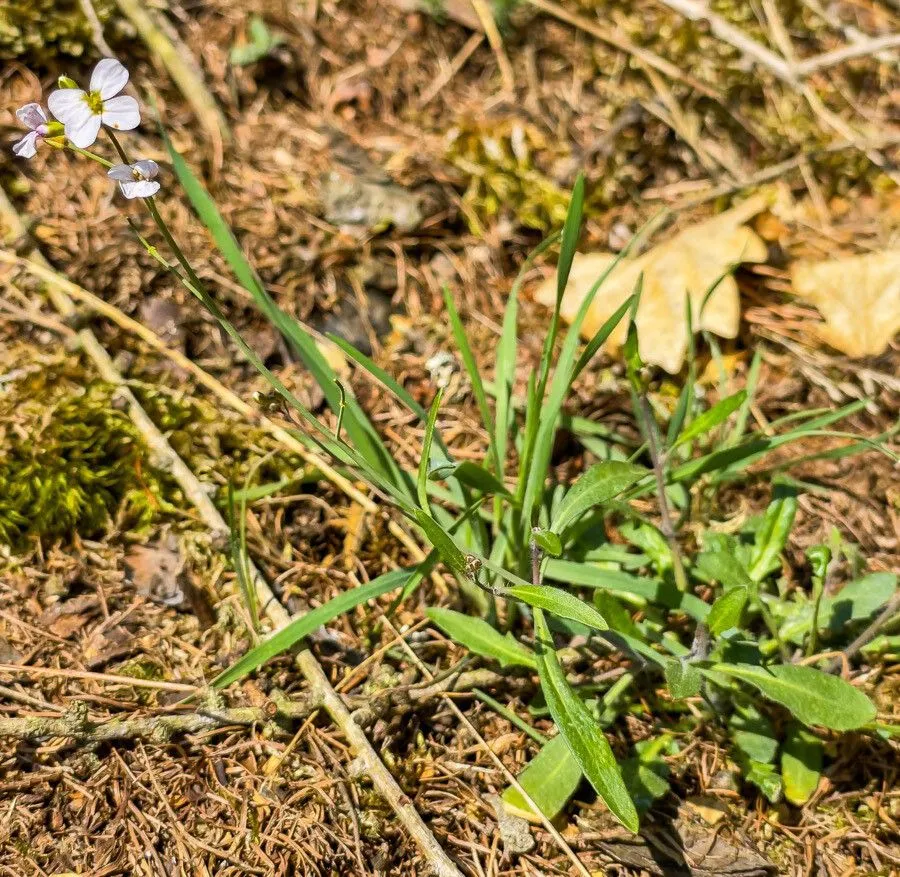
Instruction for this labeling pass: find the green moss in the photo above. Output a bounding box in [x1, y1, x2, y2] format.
[446, 119, 571, 234]
[0, 357, 164, 545]
[0, 0, 116, 62]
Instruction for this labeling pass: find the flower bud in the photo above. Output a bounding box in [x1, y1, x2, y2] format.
[57, 75, 78, 89]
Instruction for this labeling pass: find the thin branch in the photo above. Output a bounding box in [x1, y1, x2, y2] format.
[655, 0, 798, 85]
[468, 0, 515, 94]
[0, 695, 318, 743]
[525, 0, 720, 98]
[796, 33, 900, 75]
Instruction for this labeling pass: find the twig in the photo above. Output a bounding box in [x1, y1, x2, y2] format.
[0, 694, 318, 742]
[468, 0, 515, 94]
[111, 0, 230, 170]
[525, 0, 720, 99]
[0, 189, 463, 877]
[796, 33, 900, 75]
[419, 32, 484, 107]
[0, 663, 198, 693]
[77, 0, 116, 57]
[655, 0, 798, 85]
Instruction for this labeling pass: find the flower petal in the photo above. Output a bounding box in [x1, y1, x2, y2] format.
[107, 163, 137, 182]
[47, 88, 88, 123]
[65, 112, 102, 149]
[132, 159, 159, 180]
[91, 58, 129, 99]
[12, 131, 39, 159]
[119, 179, 160, 199]
[16, 102, 47, 131]
[100, 95, 140, 132]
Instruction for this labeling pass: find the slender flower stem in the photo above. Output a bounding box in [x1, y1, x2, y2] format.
[64, 144, 114, 168]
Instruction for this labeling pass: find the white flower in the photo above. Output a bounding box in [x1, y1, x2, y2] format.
[47, 58, 140, 149]
[108, 159, 160, 199]
[12, 103, 50, 159]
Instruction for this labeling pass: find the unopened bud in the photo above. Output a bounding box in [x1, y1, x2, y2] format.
[57, 75, 78, 89]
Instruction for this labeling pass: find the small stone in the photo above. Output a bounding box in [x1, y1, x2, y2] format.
[487, 794, 535, 855]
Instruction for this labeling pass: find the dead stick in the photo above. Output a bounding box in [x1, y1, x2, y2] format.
[0, 696, 318, 743]
[655, 0, 798, 85]
[796, 33, 900, 75]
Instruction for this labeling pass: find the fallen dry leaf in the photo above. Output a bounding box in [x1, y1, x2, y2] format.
[790, 249, 900, 357]
[535, 196, 768, 373]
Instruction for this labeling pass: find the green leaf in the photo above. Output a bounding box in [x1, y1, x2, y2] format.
[708, 587, 749, 635]
[533, 608, 639, 832]
[531, 528, 562, 557]
[781, 723, 822, 806]
[593, 592, 641, 639]
[728, 704, 778, 764]
[507, 585, 609, 631]
[745, 759, 783, 803]
[695, 550, 754, 590]
[501, 733, 582, 821]
[442, 286, 500, 474]
[556, 174, 585, 306]
[672, 390, 747, 449]
[522, 296, 636, 535]
[551, 461, 648, 536]
[426, 607, 536, 669]
[730, 703, 778, 764]
[621, 737, 673, 812]
[748, 492, 798, 582]
[665, 659, 702, 699]
[213, 568, 412, 688]
[438, 461, 510, 497]
[412, 509, 468, 577]
[418, 390, 443, 512]
[545, 560, 710, 622]
[713, 663, 876, 731]
[781, 572, 897, 645]
[229, 15, 283, 65]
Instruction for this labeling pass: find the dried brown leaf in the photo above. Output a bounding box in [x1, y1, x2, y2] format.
[790, 250, 900, 357]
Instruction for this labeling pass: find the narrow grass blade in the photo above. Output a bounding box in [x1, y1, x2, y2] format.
[418, 389, 443, 512]
[442, 285, 500, 474]
[495, 232, 561, 466]
[213, 568, 414, 688]
[672, 389, 747, 449]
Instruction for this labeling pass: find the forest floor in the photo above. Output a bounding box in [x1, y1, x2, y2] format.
[0, 0, 898, 873]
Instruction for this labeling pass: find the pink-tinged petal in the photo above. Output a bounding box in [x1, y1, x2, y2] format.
[132, 159, 159, 179]
[65, 112, 102, 148]
[16, 102, 47, 130]
[12, 131, 39, 159]
[119, 179, 160, 199]
[107, 163, 136, 182]
[47, 88, 88, 123]
[90, 58, 129, 99]
[100, 95, 140, 131]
